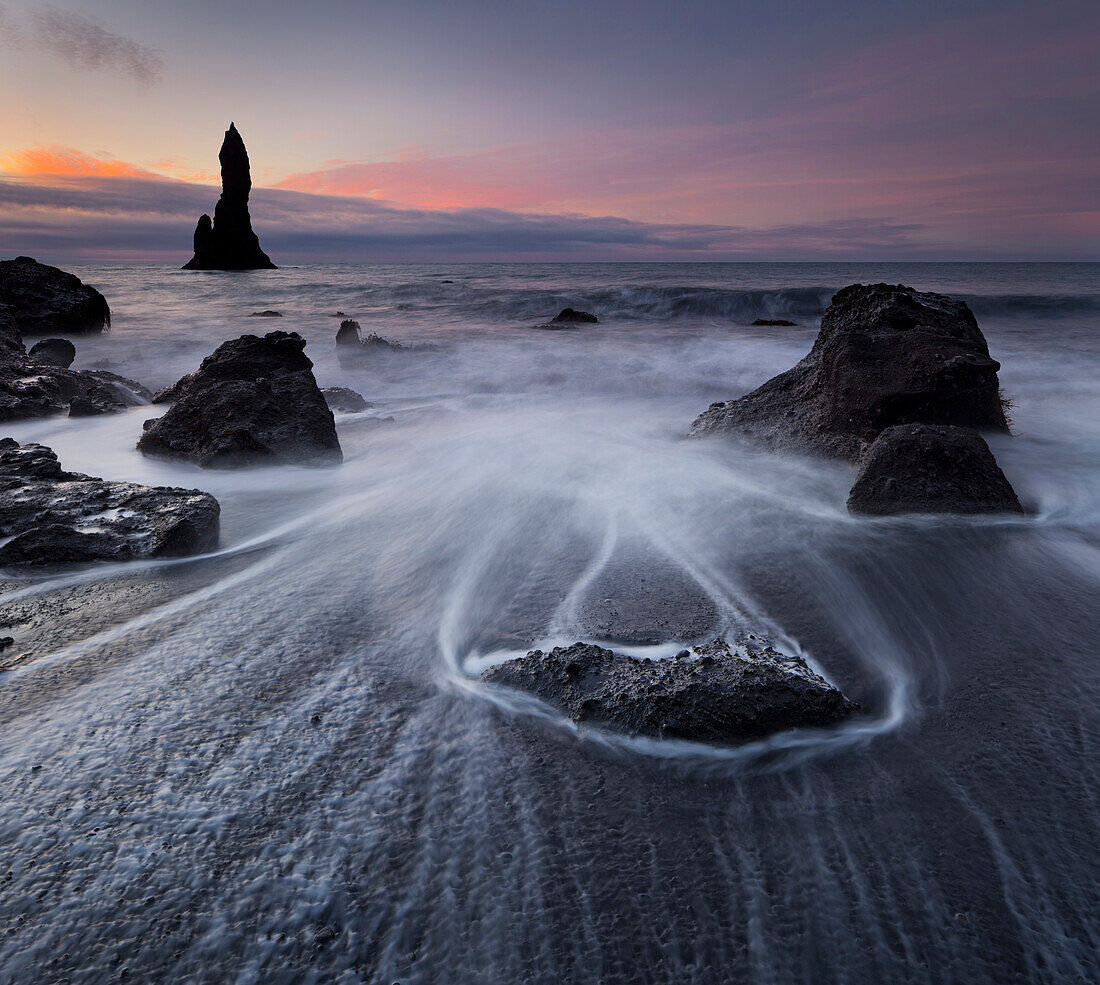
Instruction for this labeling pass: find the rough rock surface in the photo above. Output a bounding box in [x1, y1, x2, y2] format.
[335, 319, 432, 356]
[182, 124, 277, 271]
[847, 424, 1023, 516]
[532, 307, 599, 329]
[0, 257, 111, 335]
[0, 439, 219, 564]
[0, 360, 150, 422]
[138, 331, 342, 467]
[691, 284, 1008, 461]
[27, 338, 76, 368]
[481, 637, 855, 743]
[321, 386, 371, 412]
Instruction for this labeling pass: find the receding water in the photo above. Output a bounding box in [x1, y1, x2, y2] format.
[0, 263, 1098, 984]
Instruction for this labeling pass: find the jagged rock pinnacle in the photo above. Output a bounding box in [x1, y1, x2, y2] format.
[183, 123, 277, 271]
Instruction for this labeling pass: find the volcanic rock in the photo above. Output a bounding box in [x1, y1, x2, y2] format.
[27, 338, 76, 368]
[846, 423, 1023, 516]
[182, 124, 277, 271]
[137, 331, 341, 467]
[321, 386, 371, 413]
[532, 307, 599, 330]
[691, 284, 1009, 461]
[0, 439, 219, 564]
[0, 257, 111, 335]
[481, 637, 855, 743]
[0, 362, 150, 422]
[335, 319, 432, 358]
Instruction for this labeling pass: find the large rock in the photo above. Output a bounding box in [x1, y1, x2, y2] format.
[0, 361, 150, 422]
[321, 386, 371, 413]
[481, 637, 855, 743]
[138, 331, 341, 467]
[27, 338, 76, 368]
[691, 284, 1008, 461]
[0, 439, 219, 564]
[182, 124, 277, 271]
[0, 257, 111, 335]
[847, 424, 1023, 516]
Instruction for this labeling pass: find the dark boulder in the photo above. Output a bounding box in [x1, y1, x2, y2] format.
[552, 308, 598, 324]
[248, 310, 282, 317]
[182, 124, 277, 271]
[28, 338, 76, 368]
[691, 284, 1008, 461]
[532, 307, 599, 330]
[137, 331, 342, 468]
[481, 637, 855, 743]
[321, 386, 371, 413]
[847, 423, 1023, 516]
[751, 318, 797, 327]
[0, 363, 150, 422]
[0, 439, 220, 564]
[335, 319, 432, 358]
[27, 338, 76, 368]
[0, 257, 110, 335]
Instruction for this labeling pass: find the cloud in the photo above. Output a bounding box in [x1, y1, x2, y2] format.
[0, 171, 943, 263]
[1, 4, 163, 84]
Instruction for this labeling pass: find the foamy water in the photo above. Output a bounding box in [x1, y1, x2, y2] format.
[0, 262, 1097, 983]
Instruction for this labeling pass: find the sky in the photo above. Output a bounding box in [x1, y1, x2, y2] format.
[0, 0, 1097, 263]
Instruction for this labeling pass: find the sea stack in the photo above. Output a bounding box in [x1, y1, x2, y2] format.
[183, 123, 277, 271]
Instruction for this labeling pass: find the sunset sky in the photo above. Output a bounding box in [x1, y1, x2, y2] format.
[0, 0, 1097, 262]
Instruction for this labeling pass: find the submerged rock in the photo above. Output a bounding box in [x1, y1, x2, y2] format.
[182, 124, 277, 271]
[138, 331, 341, 468]
[532, 307, 599, 330]
[751, 318, 797, 327]
[321, 386, 371, 413]
[27, 338, 76, 368]
[335, 319, 433, 357]
[0, 257, 111, 335]
[691, 284, 1008, 461]
[248, 309, 282, 317]
[0, 439, 219, 564]
[847, 424, 1023, 516]
[481, 637, 855, 743]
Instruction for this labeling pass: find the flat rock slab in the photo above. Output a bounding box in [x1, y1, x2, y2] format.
[139, 331, 341, 468]
[0, 257, 110, 335]
[847, 423, 1023, 515]
[0, 440, 219, 565]
[691, 283, 1008, 461]
[481, 637, 855, 743]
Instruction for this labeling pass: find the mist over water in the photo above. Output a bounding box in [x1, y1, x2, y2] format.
[1, 263, 1098, 983]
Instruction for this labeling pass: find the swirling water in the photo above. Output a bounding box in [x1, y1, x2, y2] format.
[0, 262, 1098, 984]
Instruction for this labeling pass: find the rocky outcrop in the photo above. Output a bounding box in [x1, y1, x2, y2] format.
[0, 359, 150, 422]
[27, 338, 76, 368]
[182, 124, 277, 271]
[691, 284, 1008, 461]
[0, 257, 110, 335]
[335, 319, 432, 358]
[138, 331, 341, 467]
[0, 439, 219, 564]
[481, 637, 855, 743]
[321, 386, 371, 412]
[846, 424, 1023, 516]
[532, 307, 599, 330]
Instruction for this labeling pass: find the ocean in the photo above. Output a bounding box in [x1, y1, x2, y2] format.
[1, 262, 1098, 983]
